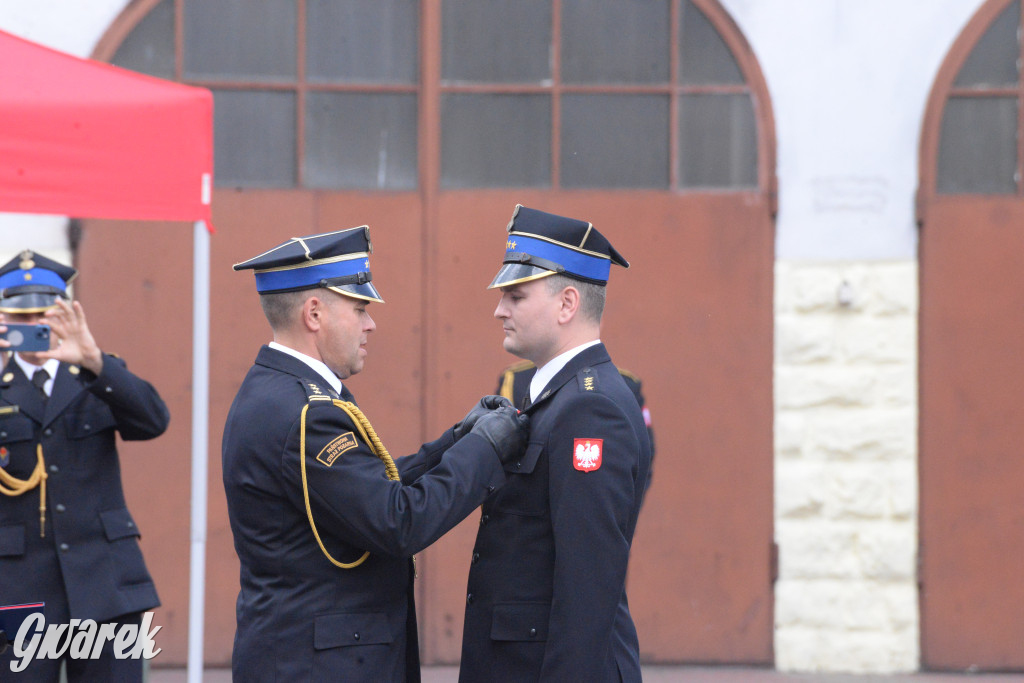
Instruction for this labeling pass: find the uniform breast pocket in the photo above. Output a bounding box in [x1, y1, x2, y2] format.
[312, 612, 398, 681]
[0, 416, 39, 476]
[0, 415, 35, 446]
[65, 406, 117, 440]
[495, 442, 548, 517]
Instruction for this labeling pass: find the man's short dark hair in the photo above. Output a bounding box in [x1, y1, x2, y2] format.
[259, 290, 310, 330]
[545, 274, 606, 323]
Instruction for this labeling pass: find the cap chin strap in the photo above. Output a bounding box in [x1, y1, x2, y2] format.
[319, 272, 373, 288]
[299, 399, 401, 570]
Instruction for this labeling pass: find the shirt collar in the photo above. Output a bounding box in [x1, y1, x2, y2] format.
[13, 354, 60, 395]
[269, 341, 343, 396]
[529, 339, 601, 403]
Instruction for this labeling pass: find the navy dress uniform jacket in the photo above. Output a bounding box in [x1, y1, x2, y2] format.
[497, 360, 655, 501]
[461, 343, 651, 682]
[222, 346, 507, 683]
[0, 354, 168, 624]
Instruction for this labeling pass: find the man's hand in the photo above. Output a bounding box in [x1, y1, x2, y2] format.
[469, 406, 529, 465]
[38, 300, 103, 374]
[453, 395, 514, 440]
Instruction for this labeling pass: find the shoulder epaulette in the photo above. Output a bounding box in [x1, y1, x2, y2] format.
[576, 366, 600, 394]
[504, 360, 536, 374]
[617, 367, 642, 385]
[498, 360, 536, 401]
[300, 378, 333, 403]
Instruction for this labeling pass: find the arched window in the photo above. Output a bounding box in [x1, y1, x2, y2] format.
[935, 0, 1021, 194]
[110, 0, 420, 189]
[105, 0, 762, 193]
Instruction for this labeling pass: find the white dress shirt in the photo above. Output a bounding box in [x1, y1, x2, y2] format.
[528, 339, 601, 403]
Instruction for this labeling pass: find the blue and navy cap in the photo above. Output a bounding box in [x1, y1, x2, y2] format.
[233, 227, 383, 303]
[488, 205, 629, 289]
[0, 250, 76, 314]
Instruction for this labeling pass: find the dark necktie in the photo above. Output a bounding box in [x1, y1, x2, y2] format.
[31, 368, 49, 402]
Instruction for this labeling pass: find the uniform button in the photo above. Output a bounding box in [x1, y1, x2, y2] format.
[44, 429, 53, 437]
[479, 515, 489, 526]
[83, 424, 91, 431]
[472, 552, 480, 565]
[49, 464, 59, 473]
[487, 485, 495, 493]
[466, 593, 474, 605]
[55, 504, 66, 513]
[127, 521, 134, 528]
[104, 386, 113, 393]
[353, 633, 360, 641]
[59, 543, 69, 552]
[515, 462, 521, 470]
[529, 628, 537, 637]
[1, 431, 7, 438]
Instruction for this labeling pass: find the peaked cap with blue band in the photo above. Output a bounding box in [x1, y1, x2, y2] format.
[487, 204, 629, 289]
[0, 250, 76, 313]
[233, 226, 383, 303]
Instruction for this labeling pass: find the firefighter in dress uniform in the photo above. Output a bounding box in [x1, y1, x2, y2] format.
[0, 250, 168, 682]
[459, 206, 652, 682]
[223, 227, 529, 682]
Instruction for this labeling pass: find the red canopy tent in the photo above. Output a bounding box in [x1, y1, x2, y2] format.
[0, 28, 212, 682]
[0, 28, 212, 224]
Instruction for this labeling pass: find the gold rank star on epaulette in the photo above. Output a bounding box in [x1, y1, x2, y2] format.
[577, 367, 599, 392]
[302, 380, 332, 402]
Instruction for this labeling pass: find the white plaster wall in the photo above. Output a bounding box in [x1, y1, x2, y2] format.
[721, 0, 982, 261]
[719, 0, 984, 672]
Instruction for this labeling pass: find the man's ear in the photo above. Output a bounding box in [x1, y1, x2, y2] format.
[557, 285, 581, 324]
[301, 295, 324, 332]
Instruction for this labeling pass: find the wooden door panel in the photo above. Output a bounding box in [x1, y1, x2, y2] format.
[419, 192, 775, 663]
[920, 197, 1024, 670]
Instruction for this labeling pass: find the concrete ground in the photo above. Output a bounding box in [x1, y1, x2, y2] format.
[149, 665, 1024, 682]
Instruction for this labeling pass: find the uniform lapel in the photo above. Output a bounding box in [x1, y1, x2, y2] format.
[0, 361, 45, 424]
[43, 363, 84, 427]
[524, 343, 611, 414]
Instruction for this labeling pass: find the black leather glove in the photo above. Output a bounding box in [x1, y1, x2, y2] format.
[469, 406, 529, 465]
[453, 395, 514, 440]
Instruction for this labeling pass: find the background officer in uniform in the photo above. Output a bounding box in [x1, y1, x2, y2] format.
[224, 227, 528, 682]
[460, 206, 652, 683]
[496, 359, 655, 503]
[0, 250, 168, 682]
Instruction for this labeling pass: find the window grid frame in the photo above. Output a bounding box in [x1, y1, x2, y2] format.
[96, 0, 771, 196]
[923, 0, 1024, 203]
[437, 0, 757, 192]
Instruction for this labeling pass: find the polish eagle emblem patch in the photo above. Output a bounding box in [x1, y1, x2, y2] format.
[573, 438, 603, 472]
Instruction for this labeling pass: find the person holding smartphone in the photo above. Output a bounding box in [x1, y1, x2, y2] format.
[0, 250, 168, 682]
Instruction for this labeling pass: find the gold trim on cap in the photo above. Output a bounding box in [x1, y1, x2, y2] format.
[505, 204, 523, 232]
[511, 231, 610, 260]
[486, 269, 556, 290]
[253, 252, 370, 275]
[579, 223, 594, 248]
[325, 286, 385, 304]
[0, 304, 59, 314]
[232, 225, 370, 270]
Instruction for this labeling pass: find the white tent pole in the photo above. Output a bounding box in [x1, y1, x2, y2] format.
[187, 221, 210, 683]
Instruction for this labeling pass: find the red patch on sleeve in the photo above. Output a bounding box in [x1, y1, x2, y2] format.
[573, 438, 603, 472]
